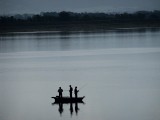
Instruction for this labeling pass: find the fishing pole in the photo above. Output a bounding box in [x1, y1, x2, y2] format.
[62, 84, 87, 91]
[78, 83, 88, 91]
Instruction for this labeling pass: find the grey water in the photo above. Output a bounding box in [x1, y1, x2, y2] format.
[0, 28, 160, 120]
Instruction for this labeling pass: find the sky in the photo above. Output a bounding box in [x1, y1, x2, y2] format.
[0, 0, 160, 15]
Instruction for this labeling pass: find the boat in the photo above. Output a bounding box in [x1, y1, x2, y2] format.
[51, 96, 85, 103]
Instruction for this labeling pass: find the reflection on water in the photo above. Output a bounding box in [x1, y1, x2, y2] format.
[0, 28, 160, 53]
[75, 102, 79, 115]
[58, 103, 64, 116]
[70, 103, 73, 116]
[52, 102, 84, 117]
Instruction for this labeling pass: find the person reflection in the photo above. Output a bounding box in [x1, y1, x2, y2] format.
[70, 102, 73, 116]
[58, 102, 63, 116]
[52, 102, 82, 117]
[75, 102, 79, 116]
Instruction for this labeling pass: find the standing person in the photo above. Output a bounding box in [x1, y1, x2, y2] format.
[58, 87, 63, 98]
[74, 86, 79, 98]
[69, 85, 73, 98]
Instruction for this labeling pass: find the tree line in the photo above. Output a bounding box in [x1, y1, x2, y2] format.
[0, 11, 160, 31]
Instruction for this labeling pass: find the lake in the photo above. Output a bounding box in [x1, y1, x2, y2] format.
[0, 28, 160, 120]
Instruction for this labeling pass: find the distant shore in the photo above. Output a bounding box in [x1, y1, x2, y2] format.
[1, 11, 160, 33]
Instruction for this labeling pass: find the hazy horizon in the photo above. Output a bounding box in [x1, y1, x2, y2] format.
[0, 0, 160, 15]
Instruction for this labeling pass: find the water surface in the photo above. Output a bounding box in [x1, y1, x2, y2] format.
[0, 28, 160, 120]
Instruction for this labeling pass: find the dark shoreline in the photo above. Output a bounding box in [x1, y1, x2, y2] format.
[1, 22, 160, 34]
[1, 11, 160, 33]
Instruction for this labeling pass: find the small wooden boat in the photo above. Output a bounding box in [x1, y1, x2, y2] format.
[51, 96, 85, 103]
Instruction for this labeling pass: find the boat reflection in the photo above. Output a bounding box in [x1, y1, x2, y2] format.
[52, 102, 85, 116]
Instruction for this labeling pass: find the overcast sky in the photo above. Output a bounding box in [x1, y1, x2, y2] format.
[0, 0, 160, 15]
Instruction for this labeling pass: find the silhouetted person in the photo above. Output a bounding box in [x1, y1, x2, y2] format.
[58, 87, 63, 98]
[70, 102, 73, 116]
[75, 102, 79, 115]
[58, 102, 63, 116]
[69, 85, 73, 98]
[74, 86, 79, 98]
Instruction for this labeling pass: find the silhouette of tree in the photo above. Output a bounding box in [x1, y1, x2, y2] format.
[0, 10, 160, 32]
[59, 11, 71, 21]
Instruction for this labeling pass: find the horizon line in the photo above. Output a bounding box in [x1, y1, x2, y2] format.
[1, 9, 160, 16]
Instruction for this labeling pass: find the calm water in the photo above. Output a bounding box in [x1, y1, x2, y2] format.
[0, 28, 160, 120]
